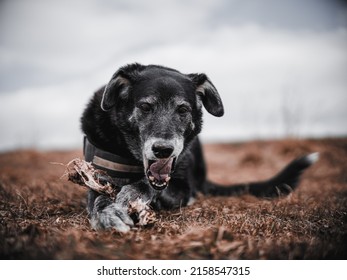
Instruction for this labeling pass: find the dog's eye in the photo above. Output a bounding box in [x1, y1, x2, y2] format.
[177, 105, 190, 115]
[139, 103, 152, 113]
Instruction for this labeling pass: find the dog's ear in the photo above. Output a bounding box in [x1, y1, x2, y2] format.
[101, 63, 144, 111]
[188, 73, 224, 117]
[101, 71, 129, 111]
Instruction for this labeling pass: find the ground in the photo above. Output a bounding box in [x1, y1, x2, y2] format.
[0, 138, 346, 259]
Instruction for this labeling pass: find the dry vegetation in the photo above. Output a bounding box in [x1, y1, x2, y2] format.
[0, 138, 346, 259]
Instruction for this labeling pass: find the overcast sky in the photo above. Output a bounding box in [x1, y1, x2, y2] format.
[0, 0, 347, 150]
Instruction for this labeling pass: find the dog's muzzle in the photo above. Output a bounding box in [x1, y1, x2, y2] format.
[146, 157, 176, 190]
[143, 138, 182, 190]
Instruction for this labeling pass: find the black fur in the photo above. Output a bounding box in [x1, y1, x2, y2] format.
[81, 63, 317, 232]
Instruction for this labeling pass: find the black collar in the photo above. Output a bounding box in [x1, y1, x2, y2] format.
[83, 137, 144, 179]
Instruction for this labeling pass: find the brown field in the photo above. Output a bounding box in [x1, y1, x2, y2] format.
[0, 138, 346, 259]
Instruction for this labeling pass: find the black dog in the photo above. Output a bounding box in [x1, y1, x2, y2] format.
[81, 63, 318, 232]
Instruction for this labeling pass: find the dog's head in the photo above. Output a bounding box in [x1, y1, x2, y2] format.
[101, 63, 224, 190]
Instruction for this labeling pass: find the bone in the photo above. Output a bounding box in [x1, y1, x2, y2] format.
[62, 158, 157, 227]
[64, 158, 118, 199]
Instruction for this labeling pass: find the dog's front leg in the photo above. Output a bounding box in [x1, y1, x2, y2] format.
[90, 180, 153, 232]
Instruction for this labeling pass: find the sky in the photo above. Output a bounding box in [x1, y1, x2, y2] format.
[0, 0, 347, 150]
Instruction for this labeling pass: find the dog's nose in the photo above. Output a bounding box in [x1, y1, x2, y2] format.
[152, 142, 174, 159]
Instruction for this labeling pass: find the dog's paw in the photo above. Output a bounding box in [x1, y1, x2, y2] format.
[90, 204, 134, 233]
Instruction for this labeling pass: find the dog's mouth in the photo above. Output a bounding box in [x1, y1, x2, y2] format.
[146, 157, 176, 190]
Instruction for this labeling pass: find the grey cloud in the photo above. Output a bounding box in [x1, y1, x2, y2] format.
[0, 0, 346, 150]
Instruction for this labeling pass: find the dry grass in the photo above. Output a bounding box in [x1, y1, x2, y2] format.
[0, 138, 346, 259]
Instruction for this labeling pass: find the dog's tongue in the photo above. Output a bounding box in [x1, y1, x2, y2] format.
[149, 158, 173, 181]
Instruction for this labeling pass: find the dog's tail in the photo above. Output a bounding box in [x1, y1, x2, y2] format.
[204, 153, 319, 198]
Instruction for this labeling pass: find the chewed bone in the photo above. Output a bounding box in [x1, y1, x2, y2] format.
[128, 198, 158, 226]
[64, 158, 118, 199]
[62, 158, 157, 226]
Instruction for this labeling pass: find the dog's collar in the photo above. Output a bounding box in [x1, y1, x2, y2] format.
[83, 137, 144, 179]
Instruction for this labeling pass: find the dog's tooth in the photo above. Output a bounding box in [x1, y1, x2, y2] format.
[150, 178, 169, 189]
[165, 177, 171, 182]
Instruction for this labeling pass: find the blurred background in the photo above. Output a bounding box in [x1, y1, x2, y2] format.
[0, 0, 346, 151]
